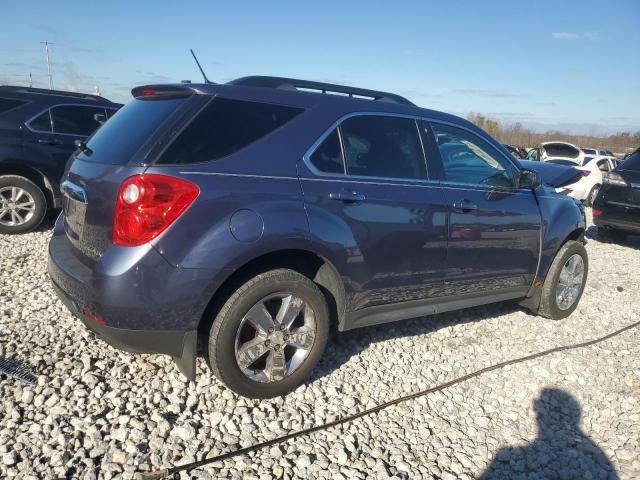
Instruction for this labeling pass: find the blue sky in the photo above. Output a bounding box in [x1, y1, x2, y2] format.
[1, 0, 638, 134]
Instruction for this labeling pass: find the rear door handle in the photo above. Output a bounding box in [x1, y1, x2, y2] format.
[452, 199, 478, 212]
[329, 190, 366, 202]
[37, 138, 60, 145]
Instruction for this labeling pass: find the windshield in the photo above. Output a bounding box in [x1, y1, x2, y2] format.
[78, 98, 186, 164]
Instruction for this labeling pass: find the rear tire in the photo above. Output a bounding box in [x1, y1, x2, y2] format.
[208, 269, 329, 398]
[586, 184, 600, 206]
[538, 240, 588, 320]
[0, 175, 47, 234]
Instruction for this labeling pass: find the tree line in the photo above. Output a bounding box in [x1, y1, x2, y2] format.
[466, 113, 640, 154]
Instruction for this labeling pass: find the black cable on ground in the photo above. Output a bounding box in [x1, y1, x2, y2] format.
[134, 319, 640, 480]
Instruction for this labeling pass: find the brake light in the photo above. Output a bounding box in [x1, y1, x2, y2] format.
[113, 174, 199, 246]
[592, 209, 602, 216]
[581, 170, 591, 177]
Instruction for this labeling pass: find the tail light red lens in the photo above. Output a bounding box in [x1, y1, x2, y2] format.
[113, 174, 199, 246]
[581, 170, 591, 177]
[592, 209, 602, 216]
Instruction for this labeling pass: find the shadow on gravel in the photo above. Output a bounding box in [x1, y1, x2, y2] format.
[309, 300, 518, 384]
[479, 388, 619, 480]
[585, 225, 640, 251]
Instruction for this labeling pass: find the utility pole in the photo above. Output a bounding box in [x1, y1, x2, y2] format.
[40, 41, 54, 89]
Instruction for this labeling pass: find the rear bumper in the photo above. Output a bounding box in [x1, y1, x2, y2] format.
[47, 217, 222, 379]
[593, 207, 640, 234]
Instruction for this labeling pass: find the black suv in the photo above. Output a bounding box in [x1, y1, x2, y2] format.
[0, 86, 121, 233]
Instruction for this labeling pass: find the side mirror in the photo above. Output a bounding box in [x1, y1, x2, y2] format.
[519, 168, 539, 189]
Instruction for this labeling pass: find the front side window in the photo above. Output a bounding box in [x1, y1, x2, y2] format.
[340, 115, 426, 180]
[29, 110, 52, 132]
[597, 159, 611, 172]
[156, 98, 303, 164]
[309, 130, 344, 174]
[431, 123, 515, 187]
[50, 105, 107, 135]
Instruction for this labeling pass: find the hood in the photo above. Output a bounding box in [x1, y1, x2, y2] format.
[519, 160, 583, 188]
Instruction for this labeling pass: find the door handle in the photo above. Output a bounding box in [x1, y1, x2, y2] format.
[452, 199, 478, 212]
[37, 138, 60, 145]
[329, 190, 366, 202]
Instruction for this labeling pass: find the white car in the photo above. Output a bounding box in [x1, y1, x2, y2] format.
[526, 141, 586, 164]
[548, 156, 618, 205]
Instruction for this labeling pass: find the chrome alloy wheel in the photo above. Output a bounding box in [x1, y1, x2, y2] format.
[556, 254, 585, 310]
[234, 293, 317, 383]
[0, 186, 36, 227]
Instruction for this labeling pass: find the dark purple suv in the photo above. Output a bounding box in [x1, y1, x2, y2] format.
[48, 77, 588, 397]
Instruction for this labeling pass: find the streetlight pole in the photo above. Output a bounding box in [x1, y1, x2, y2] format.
[40, 41, 54, 89]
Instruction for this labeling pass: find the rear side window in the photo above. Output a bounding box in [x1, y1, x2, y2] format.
[50, 105, 106, 135]
[156, 98, 303, 164]
[29, 110, 52, 132]
[80, 98, 186, 164]
[309, 130, 344, 174]
[340, 116, 426, 180]
[0, 97, 28, 114]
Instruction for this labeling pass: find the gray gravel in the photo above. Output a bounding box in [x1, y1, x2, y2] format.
[1, 210, 639, 479]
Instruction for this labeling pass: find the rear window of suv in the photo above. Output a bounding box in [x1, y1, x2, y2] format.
[79, 98, 186, 164]
[155, 98, 303, 164]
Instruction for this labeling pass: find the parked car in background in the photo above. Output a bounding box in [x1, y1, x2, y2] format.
[548, 156, 618, 205]
[527, 141, 585, 164]
[503, 144, 527, 159]
[0, 86, 122, 233]
[583, 147, 613, 164]
[48, 76, 588, 398]
[593, 148, 640, 241]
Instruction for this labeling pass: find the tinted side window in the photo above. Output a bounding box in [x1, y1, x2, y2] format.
[29, 110, 52, 132]
[50, 105, 106, 135]
[157, 98, 303, 164]
[0, 98, 28, 114]
[340, 116, 426, 180]
[431, 123, 515, 187]
[309, 130, 344, 174]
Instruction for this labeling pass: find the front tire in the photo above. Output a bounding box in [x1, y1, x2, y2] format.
[208, 269, 329, 398]
[538, 240, 588, 320]
[0, 175, 47, 234]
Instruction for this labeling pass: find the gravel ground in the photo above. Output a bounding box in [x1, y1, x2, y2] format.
[1, 210, 639, 480]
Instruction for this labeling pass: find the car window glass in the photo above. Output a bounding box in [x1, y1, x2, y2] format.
[597, 160, 610, 172]
[0, 97, 28, 114]
[340, 116, 426, 180]
[157, 98, 303, 164]
[106, 108, 119, 118]
[29, 110, 52, 132]
[431, 123, 515, 187]
[619, 151, 640, 170]
[309, 129, 344, 174]
[50, 105, 106, 135]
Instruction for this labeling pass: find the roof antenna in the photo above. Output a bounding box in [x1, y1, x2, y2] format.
[190, 49, 214, 84]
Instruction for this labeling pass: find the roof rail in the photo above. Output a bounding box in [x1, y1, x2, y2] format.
[227, 76, 415, 106]
[0, 85, 111, 103]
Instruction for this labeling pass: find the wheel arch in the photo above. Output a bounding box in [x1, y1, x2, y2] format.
[197, 248, 346, 352]
[0, 162, 57, 208]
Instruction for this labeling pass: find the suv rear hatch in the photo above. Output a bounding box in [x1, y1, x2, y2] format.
[61, 88, 207, 260]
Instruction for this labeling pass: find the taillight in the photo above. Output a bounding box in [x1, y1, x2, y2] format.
[581, 170, 591, 177]
[113, 174, 199, 246]
[603, 172, 627, 186]
[592, 209, 602, 216]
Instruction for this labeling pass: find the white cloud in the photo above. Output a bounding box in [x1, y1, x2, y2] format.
[551, 32, 580, 40]
[551, 31, 599, 41]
